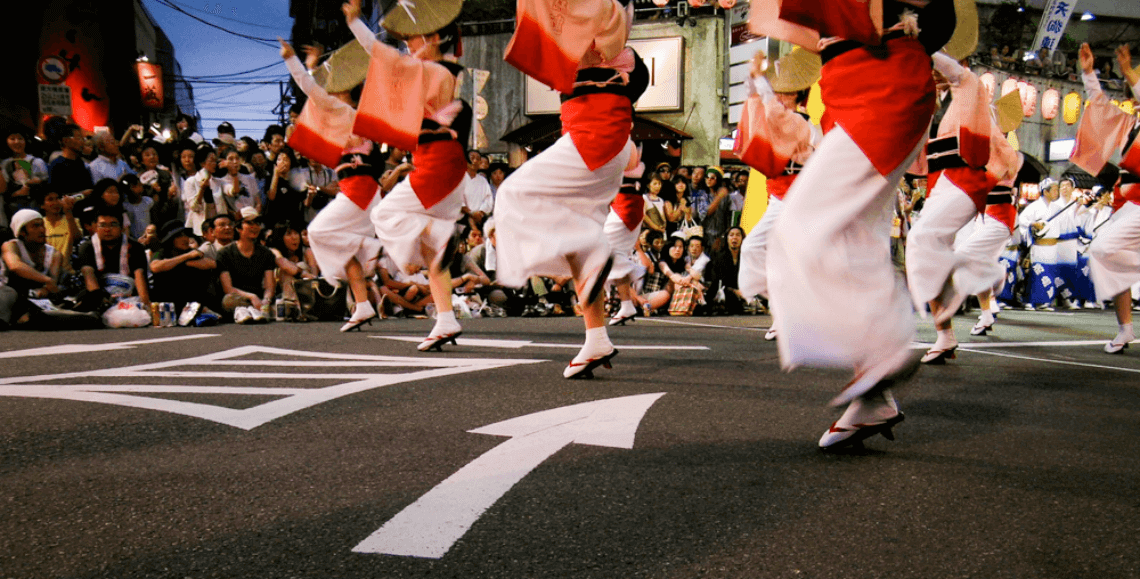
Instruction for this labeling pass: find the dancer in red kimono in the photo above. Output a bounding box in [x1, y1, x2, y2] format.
[1072, 43, 1140, 354]
[604, 155, 648, 326]
[279, 38, 386, 333]
[906, 51, 1019, 364]
[495, 0, 649, 378]
[752, 0, 961, 449]
[345, 0, 473, 351]
[734, 47, 822, 342]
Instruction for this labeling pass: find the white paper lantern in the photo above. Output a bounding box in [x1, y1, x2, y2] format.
[980, 72, 996, 102]
[1001, 78, 1019, 97]
[1041, 88, 1060, 120]
[1019, 82, 1037, 117]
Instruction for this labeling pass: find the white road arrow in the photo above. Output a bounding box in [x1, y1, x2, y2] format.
[0, 335, 217, 359]
[352, 392, 666, 559]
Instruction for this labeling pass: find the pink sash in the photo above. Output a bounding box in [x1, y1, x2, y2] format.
[504, 0, 629, 94]
[353, 44, 456, 152]
[288, 98, 355, 169]
[750, 0, 882, 49]
[1071, 91, 1137, 177]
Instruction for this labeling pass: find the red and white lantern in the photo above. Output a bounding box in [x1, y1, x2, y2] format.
[1041, 88, 1060, 120]
[1019, 81, 1037, 117]
[1001, 78, 1019, 98]
[979, 72, 996, 102]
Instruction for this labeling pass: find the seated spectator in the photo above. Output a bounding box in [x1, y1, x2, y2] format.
[75, 206, 150, 311]
[989, 45, 1003, 69]
[644, 234, 689, 314]
[149, 220, 216, 314]
[34, 185, 81, 274]
[2, 127, 50, 220]
[376, 253, 433, 317]
[120, 174, 153, 240]
[88, 128, 137, 183]
[708, 226, 746, 314]
[198, 214, 235, 259]
[2, 209, 63, 302]
[451, 225, 492, 294]
[268, 221, 318, 302]
[216, 207, 275, 322]
[87, 178, 131, 233]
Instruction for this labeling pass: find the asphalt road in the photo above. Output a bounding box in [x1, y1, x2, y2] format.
[1, 309, 1138, 578]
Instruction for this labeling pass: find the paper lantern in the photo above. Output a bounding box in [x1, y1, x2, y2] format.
[654, 0, 669, 5]
[719, 0, 737, 7]
[1001, 78, 1019, 97]
[135, 62, 164, 111]
[1007, 131, 1018, 151]
[690, 0, 706, 6]
[1019, 82, 1037, 117]
[979, 72, 996, 101]
[1063, 91, 1081, 124]
[1041, 88, 1060, 120]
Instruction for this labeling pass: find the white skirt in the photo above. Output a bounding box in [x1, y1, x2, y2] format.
[953, 214, 1012, 297]
[738, 194, 783, 299]
[371, 175, 467, 274]
[904, 177, 979, 307]
[1089, 202, 1140, 301]
[604, 209, 640, 281]
[768, 125, 921, 383]
[307, 192, 383, 281]
[494, 134, 634, 287]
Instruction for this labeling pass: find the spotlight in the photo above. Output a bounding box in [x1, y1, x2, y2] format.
[1080, 11, 1095, 21]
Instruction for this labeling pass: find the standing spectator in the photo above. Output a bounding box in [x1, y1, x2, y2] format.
[75, 206, 150, 310]
[700, 167, 732, 252]
[139, 142, 181, 227]
[149, 220, 215, 314]
[287, 156, 336, 224]
[214, 122, 237, 149]
[487, 162, 508, 203]
[218, 149, 260, 219]
[171, 140, 198, 194]
[182, 146, 222, 235]
[642, 175, 668, 234]
[216, 208, 275, 321]
[47, 124, 94, 200]
[462, 150, 493, 230]
[88, 128, 137, 183]
[2, 128, 50, 220]
[120, 174, 153, 240]
[264, 149, 306, 228]
[175, 113, 204, 144]
[262, 125, 286, 164]
[667, 178, 695, 235]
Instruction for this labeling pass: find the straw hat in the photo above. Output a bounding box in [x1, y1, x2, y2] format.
[942, 0, 979, 61]
[382, 0, 463, 36]
[995, 89, 1024, 134]
[311, 39, 371, 94]
[765, 47, 821, 93]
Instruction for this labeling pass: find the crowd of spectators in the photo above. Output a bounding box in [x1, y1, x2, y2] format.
[0, 114, 761, 331]
[984, 44, 1130, 89]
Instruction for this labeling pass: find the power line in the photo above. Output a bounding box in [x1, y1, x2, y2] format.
[163, 0, 286, 30]
[178, 60, 283, 80]
[148, 0, 279, 46]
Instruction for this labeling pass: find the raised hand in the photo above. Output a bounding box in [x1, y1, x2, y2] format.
[1079, 43, 1095, 75]
[278, 37, 295, 60]
[342, 0, 361, 22]
[302, 43, 324, 70]
[1116, 44, 1133, 73]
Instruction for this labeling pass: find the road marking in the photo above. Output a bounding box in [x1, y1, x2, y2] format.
[374, 336, 709, 350]
[353, 392, 666, 559]
[0, 346, 546, 430]
[640, 318, 771, 332]
[0, 335, 218, 359]
[960, 348, 1140, 374]
[912, 339, 1140, 349]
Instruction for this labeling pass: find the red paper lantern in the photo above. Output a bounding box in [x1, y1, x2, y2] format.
[690, 0, 707, 7]
[719, 0, 737, 7]
[135, 62, 164, 111]
[1041, 88, 1060, 120]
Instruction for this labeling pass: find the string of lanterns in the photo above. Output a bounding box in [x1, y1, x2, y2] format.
[979, 68, 1138, 126]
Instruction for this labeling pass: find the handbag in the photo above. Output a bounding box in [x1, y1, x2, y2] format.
[668, 285, 699, 316]
[294, 278, 348, 321]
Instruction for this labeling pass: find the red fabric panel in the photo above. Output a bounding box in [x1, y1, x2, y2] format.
[561, 93, 632, 171]
[408, 140, 466, 209]
[611, 192, 645, 232]
[778, 0, 882, 47]
[288, 119, 344, 169]
[339, 175, 379, 211]
[767, 173, 796, 201]
[983, 203, 1017, 232]
[934, 166, 999, 214]
[819, 37, 936, 177]
[504, 12, 579, 94]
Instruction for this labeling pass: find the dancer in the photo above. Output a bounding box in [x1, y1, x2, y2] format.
[344, 0, 472, 351]
[1071, 43, 1140, 354]
[734, 47, 822, 342]
[279, 35, 385, 333]
[1019, 178, 1082, 311]
[752, 0, 961, 449]
[605, 156, 648, 326]
[906, 51, 1019, 363]
[495, 0, 648, 378]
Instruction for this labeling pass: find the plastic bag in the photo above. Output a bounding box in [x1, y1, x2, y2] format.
[102, 301, 152, 328]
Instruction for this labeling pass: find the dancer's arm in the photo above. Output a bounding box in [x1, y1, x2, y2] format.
[1079, 43, 1101, 95]
[1117, 44, 1140, 94]
[280, 39, 329, 103]
[343, 0, 377, 54]
[931, 52, 968, 85]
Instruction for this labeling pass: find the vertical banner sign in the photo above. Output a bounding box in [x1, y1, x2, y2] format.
[1031, 0, 1077, 54]
[136, 62, 164, 111]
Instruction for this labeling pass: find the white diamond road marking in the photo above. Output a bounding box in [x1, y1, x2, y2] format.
[0, 346, 546, 430]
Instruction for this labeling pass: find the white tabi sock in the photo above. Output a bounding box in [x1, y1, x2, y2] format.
[430, 310, 461, 336]
[616, 300, 637, 318]
[577, 327, 614, 361]
[1116, 323, 1135, 344]
[934, 328, 958, 350]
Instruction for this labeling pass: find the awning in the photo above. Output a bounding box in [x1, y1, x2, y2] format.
[500, 115, 693, 148]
